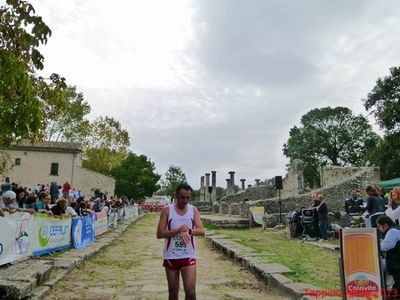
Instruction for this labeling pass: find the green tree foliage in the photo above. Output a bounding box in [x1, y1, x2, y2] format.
[111, 152, 160, 199]
[283, 107, 380, 187]
[39, 83, 91, 142]
[364, 67, 400, 179]
[82, 116, 130, 175]
[158, 165, 187, 197]
[364, 67, 400, 135]
[0, 0, 53, 145]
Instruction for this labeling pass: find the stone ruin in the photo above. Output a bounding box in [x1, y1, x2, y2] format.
[194, 160, 380, 228]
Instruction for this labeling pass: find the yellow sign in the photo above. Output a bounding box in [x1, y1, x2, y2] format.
[340, 228, 385, 299]
[250, 206, 264, 225]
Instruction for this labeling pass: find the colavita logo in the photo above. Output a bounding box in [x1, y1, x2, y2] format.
[347, 278, 379, 297]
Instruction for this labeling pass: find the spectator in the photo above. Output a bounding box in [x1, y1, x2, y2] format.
[16, 187, 26, 209]
[0, 191, 35, 215]
[33, 192, 53, 215]
[89, 189, 95, 199]
[66, 201, 78, 217]
[35, 183, 42, 194]
[315, 194, 328, 242]
[311, 193, 321, 239]
[1, 177, 12, 192]
[51, 198, 68, 216]
[345, 188, 364, 214]
[50, 182, 59, 203]
[62, 181, 71, 198]
[76, 201, 91, 216]
[365, 185, 386, 228]
[69, 188, 76, 201]
[93, 198, 103, 212]
[377, 215, 400, 294]
[25, 195, 37, 209]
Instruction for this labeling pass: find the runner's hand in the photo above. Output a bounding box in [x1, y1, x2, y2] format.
[180, 230, 191, 245]
[176, 224, 189, 233]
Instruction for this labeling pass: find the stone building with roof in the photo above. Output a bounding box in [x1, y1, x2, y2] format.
[1, 140, 115, 197]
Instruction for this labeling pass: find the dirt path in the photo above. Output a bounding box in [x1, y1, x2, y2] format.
[46, 214, 289, 300]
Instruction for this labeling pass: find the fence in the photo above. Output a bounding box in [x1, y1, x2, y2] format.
[0, 206, 140, 266]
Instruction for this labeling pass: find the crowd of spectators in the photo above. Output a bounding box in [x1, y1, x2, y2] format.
[0, 177, 139, 218]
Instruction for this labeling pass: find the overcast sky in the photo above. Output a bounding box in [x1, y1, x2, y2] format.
[28, 0, 400, 189]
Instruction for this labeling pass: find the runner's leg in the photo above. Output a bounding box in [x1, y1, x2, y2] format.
[165, 268, 180, 300]
[181, 265, 196, 300]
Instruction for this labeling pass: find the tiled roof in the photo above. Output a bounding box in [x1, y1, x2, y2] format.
[9, 140, 82, 153]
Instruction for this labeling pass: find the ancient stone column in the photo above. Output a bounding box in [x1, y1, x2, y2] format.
[205, 173, 210, 203]
[226, 179, 231, 196]
[240, 179, 246, 190]
[211, 171, 217, 203]
[228, 171, 235, 192]
[200, 176, 205, 202]
[255, 179, 260, 186]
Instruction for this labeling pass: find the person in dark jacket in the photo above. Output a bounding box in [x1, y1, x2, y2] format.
[51, 198, 68, 216]
[377, 215, 400, 294]
[365, 185, 386, 228]
[316, 194, 328, 242]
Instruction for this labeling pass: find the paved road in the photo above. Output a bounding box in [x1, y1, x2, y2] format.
[46, 213, 289, 300]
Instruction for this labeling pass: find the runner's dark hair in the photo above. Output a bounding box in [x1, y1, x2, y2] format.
[175, 183, 193, 194]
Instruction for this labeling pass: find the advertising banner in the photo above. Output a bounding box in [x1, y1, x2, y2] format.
[340, 228, 385, 299]
[71, 214, 95, 250]
[31, 214, 72, 256]
[94, 212, 108, 236]
[250, 206, 265, 225]
[124, 206, 134, 219]
[133, 205, 139, 216]
[0, 212, 35, 266]
[108, 209, 118, 228]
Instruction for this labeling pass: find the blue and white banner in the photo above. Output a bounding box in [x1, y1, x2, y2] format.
[71, 214, 95, 249]
[31, 214, 72, 256]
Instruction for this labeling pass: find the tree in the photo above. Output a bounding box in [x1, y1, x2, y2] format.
[0, 0, 53, 145]
[111, 152, 160, 199]
[364, 66, 400, 135]
[158, 165, 187, 197]
[363, 67, 400, 179]
[39, 84, 91, 142]
[82, 116, 130, 175]
[283, 106, 380, 187]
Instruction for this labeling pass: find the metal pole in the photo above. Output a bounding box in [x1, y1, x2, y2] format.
[279, 189, 282, 224]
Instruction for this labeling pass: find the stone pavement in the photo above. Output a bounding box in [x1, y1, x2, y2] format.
[45, 213, 289, 300]
[0, 215, 142, 300]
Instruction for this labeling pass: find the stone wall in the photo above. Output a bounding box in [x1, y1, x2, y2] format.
[246, 166, 380, 215]
[220, 185, 276, 203]
[320, 166, 380, 187]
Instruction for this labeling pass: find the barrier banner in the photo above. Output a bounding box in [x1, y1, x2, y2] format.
[94, 212, 108, 236]
[108, 209, 118, 228]
[133, 205, 139, 216]
[339, 228, 385, 299]
[31, 214, 72, 256]
[71, 214, 95, 249]
[250, 206, 265, 225]
[0, 212, 35, 266]
[124, 206, 134, 219]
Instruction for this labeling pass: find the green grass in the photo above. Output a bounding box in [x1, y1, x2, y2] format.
[209, 227, 340, 290]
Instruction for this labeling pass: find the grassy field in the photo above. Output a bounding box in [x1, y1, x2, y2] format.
[206, 225, 341, 290]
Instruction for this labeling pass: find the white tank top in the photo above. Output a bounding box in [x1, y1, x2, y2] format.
[163, 204, 196, 259]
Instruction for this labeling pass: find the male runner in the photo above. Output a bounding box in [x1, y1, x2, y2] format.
[157, 183, 205, 300]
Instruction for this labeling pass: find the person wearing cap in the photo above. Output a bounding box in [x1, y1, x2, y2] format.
[0, 191, 35, 216]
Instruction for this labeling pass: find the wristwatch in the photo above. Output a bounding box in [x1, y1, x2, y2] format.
[188, 229, 192, 235]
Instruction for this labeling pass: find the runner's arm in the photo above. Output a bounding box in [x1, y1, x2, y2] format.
[191, 207, 205, 236]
